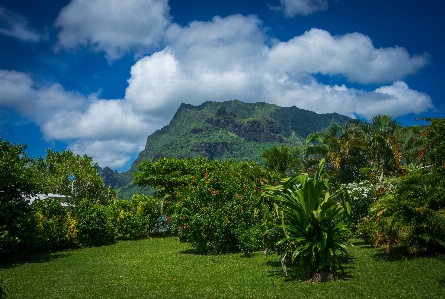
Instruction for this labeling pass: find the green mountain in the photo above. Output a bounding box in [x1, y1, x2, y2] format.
[108, 100, 351, 198]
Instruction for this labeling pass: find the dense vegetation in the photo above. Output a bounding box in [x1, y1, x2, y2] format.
[1, 113, 444, 295]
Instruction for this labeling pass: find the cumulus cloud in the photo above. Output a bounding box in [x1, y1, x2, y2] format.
[54, 0, 171, 60]
[277, 0, 329, 17]
[0, 69, 150, 169]
[268, 79, 433, 119]
[69, 140, 144, 170]
[124, 48, 432, 121]
[0, 7, 43, 42]
[267, 28, 429, 84]
[126, 15, 268, 115]
[125, 17, 432, 122]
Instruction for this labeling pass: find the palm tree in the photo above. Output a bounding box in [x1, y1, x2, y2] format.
[261, 145, 301, 177]
[305, 122, 365, 182]
[362, 115, 404, 175]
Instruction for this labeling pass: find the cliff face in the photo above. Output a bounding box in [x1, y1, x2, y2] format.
[205, 117, 283, 142]
[130, 100, 351, 170]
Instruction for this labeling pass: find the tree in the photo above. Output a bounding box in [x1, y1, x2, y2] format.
[363, 115, 404, 176]
[305, 122, 365, 183]
[134, 157, 209, 201]
[261, 145, 301, 177]
[0, 138, 41, 251]
[36, 149, 113, 204]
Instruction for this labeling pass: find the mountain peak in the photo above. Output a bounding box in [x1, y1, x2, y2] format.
[130, 100, 351, 169]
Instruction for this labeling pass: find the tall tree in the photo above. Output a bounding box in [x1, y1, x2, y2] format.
[305, 122, 365, 182]
[0, 138, 41, 251]
[362, 115, 403, 175]
[36, 149, 112, 204]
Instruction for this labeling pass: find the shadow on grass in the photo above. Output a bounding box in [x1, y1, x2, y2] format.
[179, 248, 199, 255]
[264, 253, 355, 282]
[0, 251, 72, 270]
[371, 246, 420, 262]
[437, 254, 445, 288]
[350, 240, 375, 249]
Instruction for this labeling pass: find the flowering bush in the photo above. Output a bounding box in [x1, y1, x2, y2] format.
[108, 194, 160, 240]
[163, 159, 276, 253]
[32, 198, 78, 251]
[417, 117, 445, 172]
[341, 180, 376, 231]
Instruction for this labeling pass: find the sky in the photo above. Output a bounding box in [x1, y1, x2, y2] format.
[0, 0, 444, 172]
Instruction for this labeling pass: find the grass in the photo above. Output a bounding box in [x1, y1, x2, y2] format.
[1, 237, 444, 299]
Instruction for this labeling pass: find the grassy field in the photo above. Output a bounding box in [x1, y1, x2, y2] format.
[1, 237, 444, 299]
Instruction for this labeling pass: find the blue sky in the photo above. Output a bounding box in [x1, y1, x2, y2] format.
[0, 0, 444, 171]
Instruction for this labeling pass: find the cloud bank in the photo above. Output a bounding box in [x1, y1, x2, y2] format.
[0, 4, 434, 170]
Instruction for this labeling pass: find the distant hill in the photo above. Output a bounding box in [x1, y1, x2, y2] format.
[103, 100, 351, 198]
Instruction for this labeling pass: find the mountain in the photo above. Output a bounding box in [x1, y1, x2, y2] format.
[106, 100, 351, 198]
[132, 100, 351, 168]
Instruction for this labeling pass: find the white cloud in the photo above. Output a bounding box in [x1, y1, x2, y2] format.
[278, 0, 329, 17]
[42, 98, 147, 140]
[54, 0, 171, 60]
[0, 70, 35, 107]
[69, 140, 143, 170]
[0, 7, 43, 42]
[165, 14, 267, 70]
[0, 70, 150, 169]
[125, 16, 432, 122]
[268, 79, 433, 119]
[267, 28, 429, 84]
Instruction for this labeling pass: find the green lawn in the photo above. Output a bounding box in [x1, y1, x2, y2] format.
[1, 237, 444, 299]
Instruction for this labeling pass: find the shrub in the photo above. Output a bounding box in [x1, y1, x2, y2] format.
[356, 216, 379, 245]
[340, 180, 376, 233]
[0, 138, 41, 253]
[262, 159, 350, 276]
[108, 194, 160, 240]
[32, 198, 78, 251]
[72, 200, 113, 246]
[370, 170, 445, 254]
[367, 119, 445, 254]
[166, 160, 275, 253]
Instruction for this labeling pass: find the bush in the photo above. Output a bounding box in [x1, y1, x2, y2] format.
[370, 170, 445, 254]
[166, 160, 275, 253]
[72, 200, 113, 246]
[108, 194, 160, 240]
[367, 119, 445, 254]
[31, 198, 78, 251]
[341, 180, 376, 233]
[356, 217, 379, 245]
[0, 139, 41, 253]
[262, 159, 350, 276]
